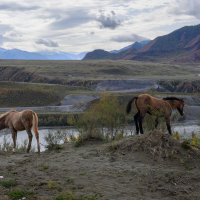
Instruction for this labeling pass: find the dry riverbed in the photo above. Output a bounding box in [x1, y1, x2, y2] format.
[0, 133, 200, 200]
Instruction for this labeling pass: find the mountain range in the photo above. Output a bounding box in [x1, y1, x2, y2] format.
[0, 24, 199, 62]
[0, 48, 86, 60]
[83, 24, 200, 62]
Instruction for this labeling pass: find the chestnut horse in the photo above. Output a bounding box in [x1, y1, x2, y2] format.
[126, 94, 184, 135]
[0, 110, 40, 153]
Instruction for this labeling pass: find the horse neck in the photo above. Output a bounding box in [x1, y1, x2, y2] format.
[165, 100, 179, 109]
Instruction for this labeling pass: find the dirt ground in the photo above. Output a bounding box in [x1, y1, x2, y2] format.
[0, 137, 200, 200]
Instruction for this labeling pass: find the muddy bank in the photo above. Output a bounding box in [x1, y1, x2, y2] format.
[0, 135, 200, 200]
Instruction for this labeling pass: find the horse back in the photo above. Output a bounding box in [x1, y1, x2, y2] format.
[137, 94, 172, 115]
[6, 110, 34, 131]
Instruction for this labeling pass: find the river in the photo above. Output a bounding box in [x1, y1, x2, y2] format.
[0, 121, 200, 152]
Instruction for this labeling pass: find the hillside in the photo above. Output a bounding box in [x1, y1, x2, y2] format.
[135, 24, 200, 62]
[83, 40, 149, 60]
[83, 24, 200, 62]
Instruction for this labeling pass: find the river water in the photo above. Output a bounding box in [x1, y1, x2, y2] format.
[0, 121, 199, 152]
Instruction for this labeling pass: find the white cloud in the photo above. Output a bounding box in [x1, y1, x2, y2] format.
[0, 0, 198, 52]
[111, 33, 147, 42]
[35, 38, 59, 47]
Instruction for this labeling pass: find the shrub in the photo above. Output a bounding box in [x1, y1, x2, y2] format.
[191, 135, 200, 148]
[69, 94, 126, 145]
[172, 131, 181, 141]
[44, 130, 68, 151]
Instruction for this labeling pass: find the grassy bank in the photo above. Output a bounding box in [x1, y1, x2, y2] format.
[0, 60, 200, 81]
[0, 82, 90, 107]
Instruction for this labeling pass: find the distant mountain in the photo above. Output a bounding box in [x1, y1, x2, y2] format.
[0, 48, 86, 60]
[134, 24, 200, 62]
[83, 24, 200, 62]
[83, 40, 150, 60]
[111, 40, 150, 54]
[83, 49, 116, 60]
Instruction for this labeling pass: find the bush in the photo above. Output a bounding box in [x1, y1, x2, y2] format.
[44, 130, 68, 151]
[69, 94, 126, 145]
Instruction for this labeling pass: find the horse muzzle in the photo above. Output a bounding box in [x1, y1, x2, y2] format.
[181, 112, 184, 116]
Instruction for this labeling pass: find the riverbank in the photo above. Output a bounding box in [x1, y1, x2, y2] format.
[0, 132, 200, 200]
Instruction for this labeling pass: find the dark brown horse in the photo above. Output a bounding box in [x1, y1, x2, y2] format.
[126, 94, 184, 135]
[0, 110, 40, 153]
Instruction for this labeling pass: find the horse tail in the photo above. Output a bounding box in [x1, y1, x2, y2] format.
[126, 97, 138, 114]
[32, 112, 40, 153]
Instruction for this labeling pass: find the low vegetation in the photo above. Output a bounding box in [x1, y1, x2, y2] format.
[55, 192, 100, 200]
[44, 130, 68, 151]
[107, 130, 200, 161]
[68, 94, 127, 146]
[0, 60, 199, 82]
[8, 189, 34, 200]
[0, 82, 68, 107]
[0, 136, 35, 153]
[0, 179, 17, 188]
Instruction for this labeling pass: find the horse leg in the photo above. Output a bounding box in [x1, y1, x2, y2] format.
[134, 112, 139, 135]
[26, 129, 33, 153]
[165, 117, 172, 135]
[35, 131, 40, 154]
[155, 118, 159, 129]
[138, 113, 145, 134]
[11, 129, 17, 152]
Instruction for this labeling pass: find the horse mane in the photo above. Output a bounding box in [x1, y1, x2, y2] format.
[163, 97, 184, 102]
[0, 110, 16, 119]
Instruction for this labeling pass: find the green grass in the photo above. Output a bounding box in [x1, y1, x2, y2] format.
[0, 179, 17, 188]
[0, 81, 89, 107]
[0, 59, 200, 81]
[8, 189, 35, 200]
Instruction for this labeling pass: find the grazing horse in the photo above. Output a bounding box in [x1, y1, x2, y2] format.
[0, 110, 40, 153]
[126, 94, 184, 135]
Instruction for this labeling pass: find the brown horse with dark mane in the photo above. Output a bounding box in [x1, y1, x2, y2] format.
[0, 110, 40, 153]
[126, 94, 184, 135]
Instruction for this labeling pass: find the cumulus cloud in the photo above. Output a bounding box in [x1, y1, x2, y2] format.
[111, 34, 147, 43]
[96, 10, 122, 29]
[0, 0, 198, 52]
[0, 2, 39, 11]
[35, 38, 59, 47]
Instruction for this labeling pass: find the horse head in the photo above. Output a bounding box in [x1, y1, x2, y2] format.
[163, 97, 185, 116]
[177, 99, 184, 116]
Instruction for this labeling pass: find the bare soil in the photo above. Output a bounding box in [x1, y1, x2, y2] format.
[0, 133, 200, 200]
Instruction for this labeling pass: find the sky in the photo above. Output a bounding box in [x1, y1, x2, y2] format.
[0, 0, 199, 52]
